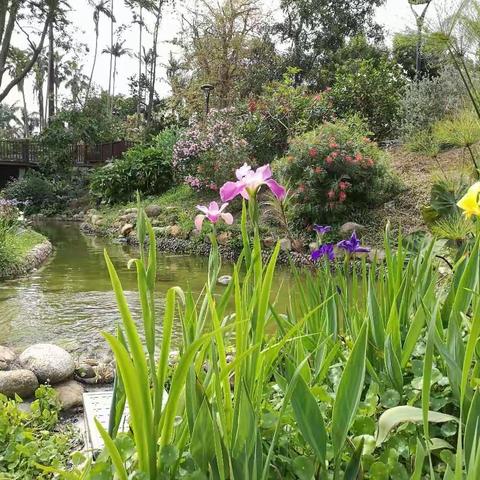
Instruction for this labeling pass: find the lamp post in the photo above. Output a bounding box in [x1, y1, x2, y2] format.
[201, 83, 214, 115]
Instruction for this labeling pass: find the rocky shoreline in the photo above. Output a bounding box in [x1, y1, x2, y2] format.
[0, 238, 53, 280]
[0, 343, 115, 412]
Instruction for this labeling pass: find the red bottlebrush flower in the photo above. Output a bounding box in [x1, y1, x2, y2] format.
[313, 94, 323, 101]
[339, 181, 349, 191]
[327, 189, 335, 199]
[315, 166, 323, 174]
[325, 156, 333, 164]
[308, 147, 318, 158]
[355, 153, 363, 162]
[298, 183, 305, 192]
[248, 99, 257, 113]
[329, 142, 339, 149]
[339, 191, 347, 202]
[367, 159, 374, 167]
[345, 155, 353, 163]
[331, 151, 339, 159]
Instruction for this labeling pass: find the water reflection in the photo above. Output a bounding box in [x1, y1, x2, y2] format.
[0, 221, 290, 356]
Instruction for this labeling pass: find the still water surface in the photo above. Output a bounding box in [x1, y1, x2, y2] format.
[0, 222, 289, 356]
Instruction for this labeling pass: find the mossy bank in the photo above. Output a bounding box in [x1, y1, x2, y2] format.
[0, 229, 52, 280]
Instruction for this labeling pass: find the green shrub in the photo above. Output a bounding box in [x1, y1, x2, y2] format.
[90, 128, 176, 204]
[329, 58, 406, 140]
[240, 68, 334, 163]
[277, 118, 392, 227]
[1, 172, 82, 215]
[0, 386, 75, 479]
[398, 66, 465, 141]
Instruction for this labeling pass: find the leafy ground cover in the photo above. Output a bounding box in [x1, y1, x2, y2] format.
[0, 386, 79, 479]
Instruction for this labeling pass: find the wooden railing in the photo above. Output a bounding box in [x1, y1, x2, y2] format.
[0, 139, 134, 167]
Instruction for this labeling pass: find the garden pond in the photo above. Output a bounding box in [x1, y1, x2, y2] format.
[0, 221, 290, 356]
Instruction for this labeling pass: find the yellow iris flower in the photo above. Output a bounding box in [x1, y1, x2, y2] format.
[457, 182, 480, 218]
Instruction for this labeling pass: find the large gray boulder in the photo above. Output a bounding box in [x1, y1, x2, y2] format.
[53, 380, 84, 410]
[0, 346, 16, 371]
[19, 344, 75, 384]
[0, 369, 39, 398]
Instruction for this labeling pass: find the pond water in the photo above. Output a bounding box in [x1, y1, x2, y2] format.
[0, 222, 290, 357]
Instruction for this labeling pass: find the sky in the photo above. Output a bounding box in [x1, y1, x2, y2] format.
[3, 0, 438, 108]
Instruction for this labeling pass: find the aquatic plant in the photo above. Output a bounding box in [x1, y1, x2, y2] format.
[59, 180, 480, 479]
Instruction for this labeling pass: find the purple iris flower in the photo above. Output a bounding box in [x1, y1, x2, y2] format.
[313, 224, 332, 235]
[337, 231, 370, 254]
[311, 243, 335, 262]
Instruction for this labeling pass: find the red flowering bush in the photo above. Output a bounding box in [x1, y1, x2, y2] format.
[277, 117, 392, 226]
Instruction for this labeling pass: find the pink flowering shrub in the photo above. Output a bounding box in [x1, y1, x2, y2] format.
[173, 109, 251, 191]
[277, 117, 392, 226]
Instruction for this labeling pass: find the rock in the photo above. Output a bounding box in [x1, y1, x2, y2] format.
[279, 238, 292, 252]
[19, 344, 75, 384]
[217, 275, 232, 286]
[263, 236, 276, 248]
[217, 231, 232, 246]
[91, 214, 103, 226]
[53, 380, 84, 410]
[145, 204, 162, 218]
[167, 225, 182, 238]
[118, 213, 136, 223]
[74, 363, 96, 381]
[123, 207, 138, 215]
[121, 223, 134, 237]
[0, 346, 16, 371]
[0, 369, 39, 398]
[339, 222, 366, 238]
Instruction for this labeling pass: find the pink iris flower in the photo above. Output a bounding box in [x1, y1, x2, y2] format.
[195, 201, 233, 231]
[220, 163, 286, 202]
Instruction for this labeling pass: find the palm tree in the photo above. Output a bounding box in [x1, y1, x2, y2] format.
[7, 48, 30, 137]
[102, 40, 130, 113]
[85, 0, 113, 104]
[33, 54, 48, 132]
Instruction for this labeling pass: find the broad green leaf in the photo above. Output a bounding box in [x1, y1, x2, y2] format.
[290, 373, 327, 466]
[332, 321, 368, 457]
[376, 406, 458, 446]
[191, 399, 216, 471]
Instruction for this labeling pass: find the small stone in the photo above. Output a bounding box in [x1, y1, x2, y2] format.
[167, 225, 182, 237]
[91, 214, 103, 226]
[75, 363, 96, 380]
[124, 207, 138, 215]
[309, 242, 318, 252]
[339, 222, 366, 238]
[217, 275, 232, 286]
[145, 204, 162, 218]
[263, 236, 276, 248]
[53, 380, 84, 411]
[0, 346, 16, 371]
[217, 231, 232, 246]
[19, 344, 75, 384]
[279, 238, 292, 252]
[121, 223, 134, 237]
[0, 369, 39, 398]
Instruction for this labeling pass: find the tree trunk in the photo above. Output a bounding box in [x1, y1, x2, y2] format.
[0, 3, 51, 103]
[146, 0, 163, 123]
[46, 18, 55, 123]
[112, 55, 117, 108]
[38, 83, 44, 132]
[108, 0, 114, 115]
[21, 85, 29, 137]
[136, 5, 143, 120]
